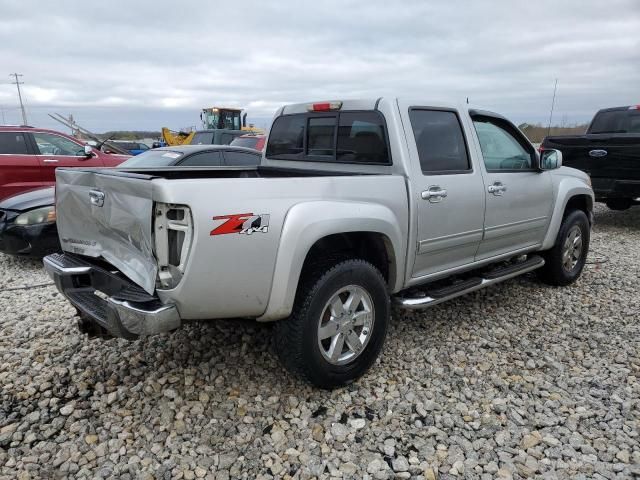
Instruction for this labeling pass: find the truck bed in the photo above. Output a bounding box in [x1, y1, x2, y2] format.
[53, 166, 409, 317]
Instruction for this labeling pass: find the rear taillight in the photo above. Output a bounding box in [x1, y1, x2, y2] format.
[307, 101, 342, 112]
[154, 203, 193, 289]
[628, 105, 640, 110]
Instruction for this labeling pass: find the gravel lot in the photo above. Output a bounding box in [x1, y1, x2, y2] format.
[1, 204, 638, 480]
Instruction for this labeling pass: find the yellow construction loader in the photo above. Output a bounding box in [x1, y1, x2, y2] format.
[161, 107, 263, 146]
[161, 127, 195, 146]
[200, 107, 263, 132]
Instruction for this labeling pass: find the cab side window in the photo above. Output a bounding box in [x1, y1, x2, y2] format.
[0, 132, 29, 154]
[179, 151, 222, 166]
[223, 151, 260, 166]
[472, 117, 534, 171]
[409, 109, 471, 174]
[32, 132, 84, 156]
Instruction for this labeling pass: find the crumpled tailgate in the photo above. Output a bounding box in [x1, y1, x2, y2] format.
[55, 168, 157, 294]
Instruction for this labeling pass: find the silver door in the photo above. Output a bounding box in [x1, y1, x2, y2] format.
[470, 114, 554, 260]
[399, 105, 486, 278]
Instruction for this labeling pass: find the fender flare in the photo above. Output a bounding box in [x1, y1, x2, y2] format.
[257, 200, 405, 321]
[541, 178, 594, 250]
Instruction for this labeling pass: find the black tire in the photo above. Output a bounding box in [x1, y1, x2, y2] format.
[537, 209, 590, 286]
[274, 259, 389, 389]
[605, 199, 632, 211]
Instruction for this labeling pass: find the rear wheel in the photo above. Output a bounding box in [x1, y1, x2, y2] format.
[605, 199, 632, 211]
[274, 259, 389, 388]
[537, 209, 590, 286]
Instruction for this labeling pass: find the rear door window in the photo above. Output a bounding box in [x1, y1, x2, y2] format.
[180, 151, 222, 166]
[266, 111, 390, 164]
[223, 151, 261, 166]
[409, 109, 471, 173]
[0, 132, 29, 154]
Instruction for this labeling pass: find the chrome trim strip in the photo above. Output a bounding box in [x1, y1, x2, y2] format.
[484, 216, 547, 232]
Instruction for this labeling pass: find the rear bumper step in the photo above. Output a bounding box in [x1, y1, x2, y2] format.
[394, 255, 545, 310]
[43, 253, 180, 339]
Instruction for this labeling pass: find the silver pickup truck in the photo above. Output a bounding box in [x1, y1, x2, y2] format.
[44, 98, 594, 388]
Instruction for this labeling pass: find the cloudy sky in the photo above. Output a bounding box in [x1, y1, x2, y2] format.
[0, 0, 638, 132]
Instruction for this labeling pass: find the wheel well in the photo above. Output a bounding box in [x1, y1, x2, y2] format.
[301, 232, 395, 287]
[564, 195, 592, 220]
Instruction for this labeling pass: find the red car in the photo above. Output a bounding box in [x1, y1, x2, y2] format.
[0, 126, 129, 201]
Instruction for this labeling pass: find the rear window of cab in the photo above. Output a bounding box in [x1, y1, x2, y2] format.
[266, 111, 391, 164]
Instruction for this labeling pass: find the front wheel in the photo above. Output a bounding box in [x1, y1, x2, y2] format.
[274, 259, 389, 389]
[537, 209, 590, 286]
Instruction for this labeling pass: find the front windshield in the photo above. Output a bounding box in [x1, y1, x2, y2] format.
[118, 149, 184, 167]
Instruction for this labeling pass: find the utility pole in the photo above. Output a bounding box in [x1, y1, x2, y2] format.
[9, 73, 28, 125]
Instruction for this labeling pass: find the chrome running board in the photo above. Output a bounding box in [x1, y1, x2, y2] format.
[394, 255, 545, 310]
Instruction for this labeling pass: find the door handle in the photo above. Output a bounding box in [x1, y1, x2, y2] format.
[488, 182, 507, 196]
[422, 186, 448, 203]
[43, 159, 59, 163]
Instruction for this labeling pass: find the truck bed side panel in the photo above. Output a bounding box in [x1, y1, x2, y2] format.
[152, 174, 408, 320]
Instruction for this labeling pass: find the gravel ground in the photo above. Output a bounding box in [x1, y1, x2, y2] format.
[1, 204, 639, 480]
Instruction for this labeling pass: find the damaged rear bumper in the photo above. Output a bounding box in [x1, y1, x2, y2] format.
[43, 252, 180, 339]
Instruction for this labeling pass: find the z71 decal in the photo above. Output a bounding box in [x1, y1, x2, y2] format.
[210, 213, 270, 236]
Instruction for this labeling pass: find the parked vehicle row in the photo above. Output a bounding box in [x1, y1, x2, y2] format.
[0, 145, 261, 257]
[43, 98, 594, 388]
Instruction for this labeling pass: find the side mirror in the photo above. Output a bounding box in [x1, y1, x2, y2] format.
[540, 149, 562, 170]
[78, 145, 94, 159]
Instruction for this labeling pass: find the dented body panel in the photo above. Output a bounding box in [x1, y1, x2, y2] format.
[55, 168, 157, 294]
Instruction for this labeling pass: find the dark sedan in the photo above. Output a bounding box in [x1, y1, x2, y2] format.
[0, 145, 262, 257]
[117, 144, 261, 168]
[0, 187, 58, 257]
